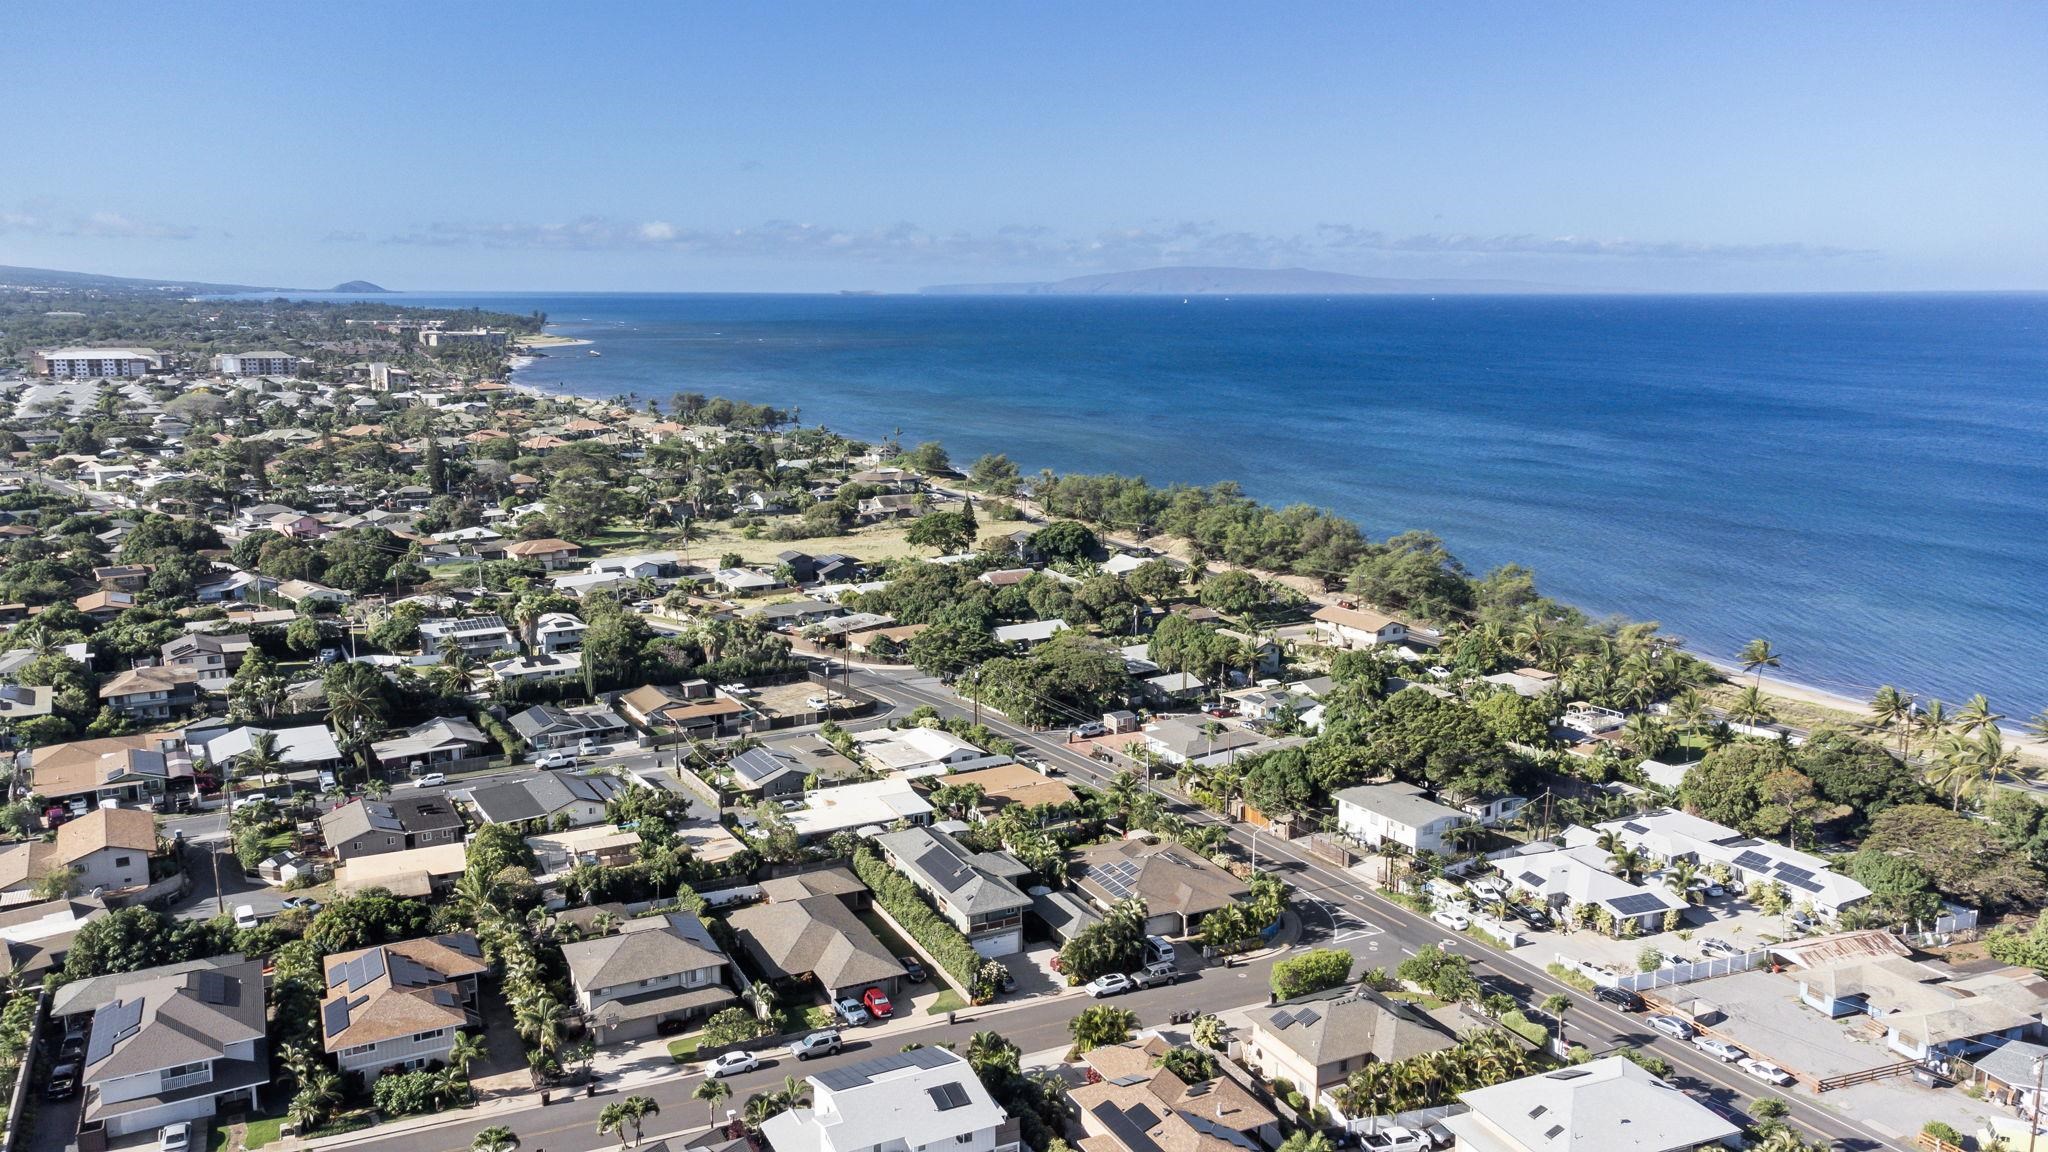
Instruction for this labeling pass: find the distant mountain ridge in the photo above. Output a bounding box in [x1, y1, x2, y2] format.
[922, 265, 1582, 296]
[0, 264, 389, 294]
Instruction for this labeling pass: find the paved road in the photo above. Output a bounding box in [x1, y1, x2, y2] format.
[842, 667, 1901, 1152]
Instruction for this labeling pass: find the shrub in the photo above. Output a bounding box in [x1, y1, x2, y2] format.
[853, 846, 1007, 1002]
[372, 1069, 454, 1117]
[1499, 1010, 1548, 1046]
[1271, 948, 1355, 1000]
[702, 1006, 768, 1048]
[1923, 1122, 1964, 1146]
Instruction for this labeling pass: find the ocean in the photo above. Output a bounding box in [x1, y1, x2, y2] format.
[332, 290, 2048, 715]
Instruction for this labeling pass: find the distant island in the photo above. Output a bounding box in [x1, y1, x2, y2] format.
[922, 265, 1582, 296]
[0, 264, 392, 296]
[330, 280, 389, 293]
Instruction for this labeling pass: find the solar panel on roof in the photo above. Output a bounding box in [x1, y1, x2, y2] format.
[1093, 858, 1141, 900]
[1776, 865, 1816, 884]
[1519, 872, 1544, 886]
[1093, 1103, 1166, 1152]
[1732, 850, 1774, 871]
[1785, 875, 1825, 893]
[1609, 893, 1668, 916]
[1294, 1008, 1322, 1027]
[321, 997, 352, 1039]
[1110, 1074, 1149, 1087]
[196, 971, 236, 1006]
[1621, 822, 1648, 834]
[927, 1082, 972, 1111]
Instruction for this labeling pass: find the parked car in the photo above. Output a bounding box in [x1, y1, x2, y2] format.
[834, 996, 870, 1026]
[1431, 908, 1471, 931]
[1512, 905, 1553, 930]
[1357, 1127, 1429, 1152]
[1699, 938, 1742, 958]
[533, 751, 578, 770]
[1648, 1014, 1696, 1040]
[280, 897, 323, 913]
[1688, 879, 1728, 898]
[317, 770, 338, 792]
[1692, 1036, 1744, 1061]
[863, 988, 893, 1018]
[577, 738, 601, 757]
[1596, 986, 1645, 1012]
[1739, 1058, 1794, 1086]
[1131, 961, 1179, 989]
[1072, 722, 1107, 739]
[1086, 973, 1135, 998]
[804, 696, 829, 710]
[233, 904, 259, 930]
[790, 1030, 842, 1061]
[899, 956, 929, 983]
[410, 772, 447, 788]
[1203, 704, 1234, 719]
[46, 1062, 78, 1100]
[706, 1051, 760, 1078]
[160, 1123, 192, 1152]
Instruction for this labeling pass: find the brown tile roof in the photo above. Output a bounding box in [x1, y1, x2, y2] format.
[98, 664, 200, 699]
[30, 736, 167, 799]
[320, 933, 485, 1051]
[505, 537, 582, 557]
[939, 763, 1078, 812]
[55, 808, 157, 864]
[1311, 604, 1405, 633]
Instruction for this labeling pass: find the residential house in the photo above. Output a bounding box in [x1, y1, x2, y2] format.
[510, 703, 627, 751]
[562, 912, 737, 1043]
[27, 735, 185, 807]
[74, 589, 138, 620]
[159, 632, 251, 690]
[1216, 628, 1282, 676]
[52, 807, 159, 893]
[744, 600, 849, 630]
[1439, 1060, 1739, 1152]
[333, 843, 469, 899]
[418, 615, 516, 658]
[726, 746, 816, 799]
[1333, 783, 1471, 856]
[1141, 716, 1265, 768]
[1791, 952, 2048, 1062]
[275, 578, 353, 607]
[1503, 843, 1686, 935]
[534, 611, 588, 654]
[91, 564, 153, 592]
[486, 651, 582, 686]
[195, 569, 280, 602]
[1071, 837, 1250, 938]
[369, 716, 491, 774]
[1309, 604, 1409, 649]
[319, 796, 465, 861]
[98, 665, 202, 719]
[195, 724, 343, 776]
[933, 763, 1078, 817]
[856, 493, 920, 521]
[505, 537, 584, 569]
[1244, 986, 1459, 1094]
[728, 894, 907, 1001]
[78, 959, 268, 1139]
[760, 1048, 1018, 1152]
[618, 684, 748, 738]
[712, 567, 781, 596]
[785, 778, 933, 841]
[526, 825, 642, 875]
[1572, 810, 1872, 920]
[852, 726, 992, 778]
[875, 826, 1032, 957]
[993, 619, 1069, 648]
[466, 770, 629, 827]
[587, 551, 680, 580]
[1074, 1037, 1279, 1152]
[320, 934, 488, 1083]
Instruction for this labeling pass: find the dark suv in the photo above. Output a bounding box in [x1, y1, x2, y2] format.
[1597, 986, 1645, 1012]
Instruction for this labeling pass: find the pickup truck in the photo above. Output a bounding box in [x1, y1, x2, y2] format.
[1357, 1127, 1429, 1152]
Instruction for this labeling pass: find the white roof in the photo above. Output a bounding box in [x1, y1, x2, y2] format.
[1441, 1058, 1738, 1152]
[852, 727, 983, 773]
[1506, 844, 1684, 918]
[787, 778, 933, 838]
[761, 1048, 1005, 1152]
[201, 724, 341, 767]
[993, 618, 1068, 644]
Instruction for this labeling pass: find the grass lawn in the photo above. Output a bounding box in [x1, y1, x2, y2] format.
[926, 989, 967, 1016]
[209, 1115, 288, 1152]
[1500, 1010, 1551, 1047]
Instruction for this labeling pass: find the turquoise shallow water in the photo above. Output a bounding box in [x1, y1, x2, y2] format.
[326, 290, 2048, 714]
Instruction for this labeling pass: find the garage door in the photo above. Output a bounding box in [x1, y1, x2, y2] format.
[973, 930, 1023, 958]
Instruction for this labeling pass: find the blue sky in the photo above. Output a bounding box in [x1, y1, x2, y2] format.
[2, 2, 2043, 292]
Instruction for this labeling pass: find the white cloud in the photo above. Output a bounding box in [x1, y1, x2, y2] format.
[0, 207, 196, 241]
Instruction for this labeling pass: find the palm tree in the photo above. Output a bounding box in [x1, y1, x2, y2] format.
[2027, 708, 2048, 744]
[1917, 699, 1951, 751]
[448, 1030, 488, 1099]
[693, 1078, 732, 1128]
[1622, 714, 1668, 758]
[1104, 770, 1141, 829]
[1540, 993, 1572, 1048]
[741, 1093, 785, 1132]
[621, 1096, 659, 1146]
[237, 729, 282, 785]
[1607, 846, 1647, 885]
[597, 1102, 631, 1150]
[776, 1075, 812, 1112]
[1726, 685, 1774, 727]
[515, 994, 569, 1060]
[1666, 688, 1710, 734]
[472, 1127, 520, 1152]
[1737, 638, 1781, 687]
[1869, 685, 1916, 760]
[1957, 694, 2004, 736]
[290, 1069, 342, 1131]
[1927, 733, 1988, 811]
[1665, 860, 1703, 905]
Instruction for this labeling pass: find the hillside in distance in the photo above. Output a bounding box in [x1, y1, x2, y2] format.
[0, 264, 390, 295]
[922, 265, 1581, 295]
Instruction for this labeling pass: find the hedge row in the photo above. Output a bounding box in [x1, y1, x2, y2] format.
[852, 845, 992, 997]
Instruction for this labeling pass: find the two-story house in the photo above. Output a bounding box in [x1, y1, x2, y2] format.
[55, 807, 158, 892]
[1333, 782, 1472, 856]
[159, 633, 251, 691]
[1309, 604, 1410, 649]
[319, 796, 466, 861]
[1440, 1060, 1738, 1152]
[320, 934, 488, 1083]
[560, 912, 737, 1043]
[466, 770, 629, 828]
[761, 1047, 1019, 1152]
[874, 826, 1032, 957]
[417, 615, 517, 659]
[1243, 986, 1459, 1095]
[98, 665, 202, 719]
[79, 960, 269, 1139]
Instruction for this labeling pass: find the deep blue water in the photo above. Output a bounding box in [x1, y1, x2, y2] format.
[336, 291, 2048, 714]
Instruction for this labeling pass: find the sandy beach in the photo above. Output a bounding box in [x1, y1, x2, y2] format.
[513, 333, 594, 349]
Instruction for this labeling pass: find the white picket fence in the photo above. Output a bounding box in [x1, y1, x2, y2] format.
[1613, 948, 1770, 991]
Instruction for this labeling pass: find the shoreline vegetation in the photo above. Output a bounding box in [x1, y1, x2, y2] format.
[513, 333, 593, 349]
[507, 330, 2043, 763]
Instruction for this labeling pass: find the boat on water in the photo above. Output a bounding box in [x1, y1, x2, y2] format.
[586, 349, 602, 356]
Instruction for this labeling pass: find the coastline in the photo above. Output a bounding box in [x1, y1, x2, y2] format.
[513, 333, 594, 349]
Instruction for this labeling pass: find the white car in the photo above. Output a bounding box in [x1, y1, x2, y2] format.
[160, 1122, 192, 1152]
[1431, 908, 1470, 931]
[804, 696, 829, 710]
[233, 905, 259, 929]
[411, 772, 447, 788]
[1086, 973, 1135, 998]
[705, 1051, 759, 1078]
[1692, 1036, 1744, 1061]
[1739, 1058, 1794, 1086]
[533, 751, 578, 770]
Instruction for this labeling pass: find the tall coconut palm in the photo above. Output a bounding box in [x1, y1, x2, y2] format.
[1869, 685, 1916, 761]
[597, 1102, 631, 1150]
[776, 1075, 812, 1112]
[237, 729, 282, 785]
[1104, 770, 1141, 829]
[1666, 688, 1710, 734]
[1736, 638, 1781, 687]
[515, 994, 568, 1060]
[1918, 698, 1951, 748]
[1622, 714, 1668, 759]
[693, 1078, 732, 1128]
[1927, 733, 1988, 811]
[1956, 694, 2004, 736]
[1607, 846, 1648, 885]
[1726, 686, 1774, 727]
[620, 1096, 659, 1145]
[447, 1030, 488, 1099]
[740, 1093, 784, 1132]
[1664, 860, 1704, 905]
[1541, 993, 1572, 1048]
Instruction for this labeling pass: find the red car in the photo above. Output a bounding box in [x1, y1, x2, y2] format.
[862, 987, 893, 1018]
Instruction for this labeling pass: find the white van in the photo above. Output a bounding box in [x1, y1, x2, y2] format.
[1144, 935, 1175, 965]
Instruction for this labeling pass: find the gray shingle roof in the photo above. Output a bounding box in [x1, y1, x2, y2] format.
[1252, 986, 1456, 1067]
[875, 827, 1032, 918]
[728, 895, 905, 993]
[562, 912, 728, 991]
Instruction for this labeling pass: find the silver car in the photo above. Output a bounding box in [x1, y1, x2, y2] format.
[1692, 1036, 1744, 1061]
